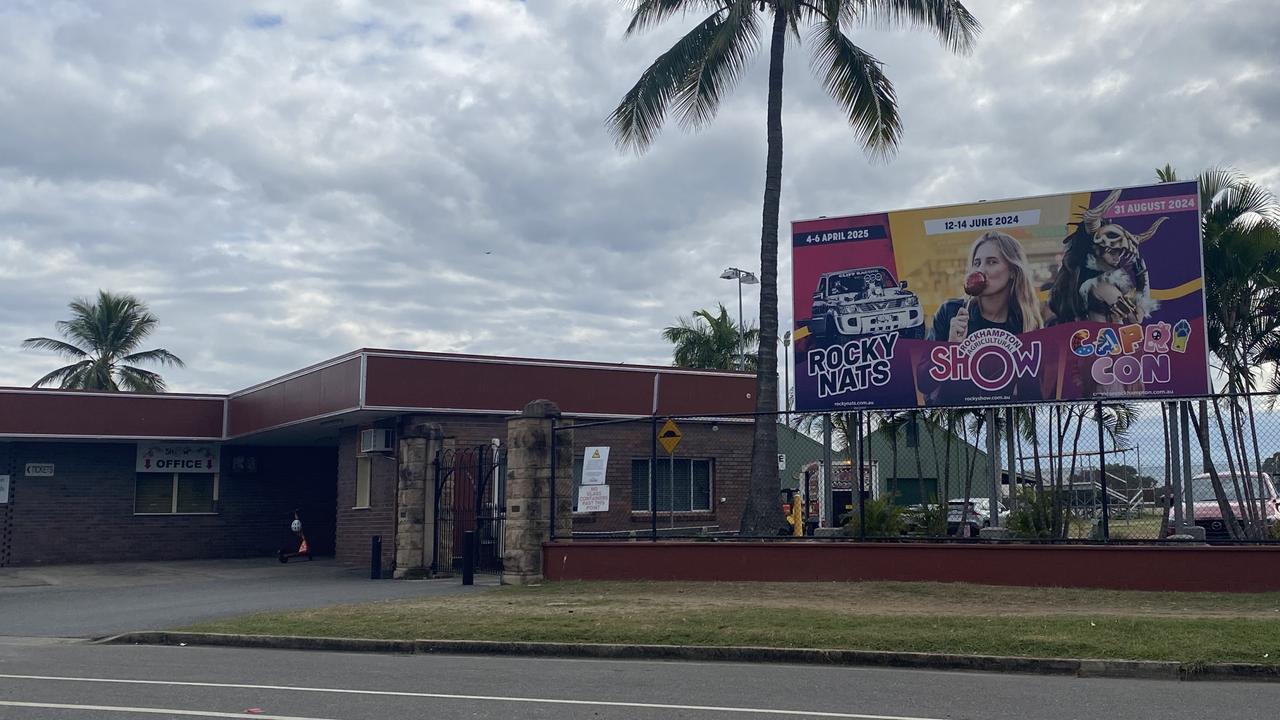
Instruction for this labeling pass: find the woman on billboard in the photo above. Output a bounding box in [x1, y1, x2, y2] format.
[927, 230, 1045, 341]
[918, 230, 1047, 404]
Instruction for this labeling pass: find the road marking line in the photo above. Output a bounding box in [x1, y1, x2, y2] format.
[0, 700, 334, 720]
[0, 673, 944, 719]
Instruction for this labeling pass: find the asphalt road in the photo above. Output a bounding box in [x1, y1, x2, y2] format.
[0, 558, 492, 637]
[2, 639, 1279, 719]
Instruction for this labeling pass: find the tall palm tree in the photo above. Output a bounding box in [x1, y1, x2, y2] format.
[22, 290, 185, 393]
[609, 0, 980, 534]
[662, 304, 760, 370]
[1158, 165, 1280, 391]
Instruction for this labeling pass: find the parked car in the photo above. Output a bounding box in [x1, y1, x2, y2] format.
[808, 267, 925, 341]
[1165, 472, 1280, 540]
[947, 498, 1008, 534]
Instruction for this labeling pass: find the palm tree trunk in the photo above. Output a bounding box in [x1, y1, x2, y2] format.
[1029, 408, 1044, 493]
[740, 7, 786, 535]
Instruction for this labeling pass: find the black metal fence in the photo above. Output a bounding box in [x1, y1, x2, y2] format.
[552, 392, 1280, 544]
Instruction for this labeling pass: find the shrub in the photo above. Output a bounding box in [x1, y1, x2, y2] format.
[1007, 488, 1060, 539]
[843, 497, 906, 538]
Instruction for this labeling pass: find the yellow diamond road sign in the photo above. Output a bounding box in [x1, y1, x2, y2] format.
[658, 419, 682, 455]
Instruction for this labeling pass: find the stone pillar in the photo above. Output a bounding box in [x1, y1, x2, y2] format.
[394, 422, 444, 579]
[503, 400, 572, 585]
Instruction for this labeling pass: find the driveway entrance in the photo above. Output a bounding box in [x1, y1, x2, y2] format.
[0, 558, 491, 638]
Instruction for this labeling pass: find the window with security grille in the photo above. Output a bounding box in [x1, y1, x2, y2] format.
[630, 458, 712, 512]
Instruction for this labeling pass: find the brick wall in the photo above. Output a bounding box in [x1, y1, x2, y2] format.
[334, 427, 398, 574]
[331, 413, 754, 575]
[569, 419, 753, 535]
[397, 413, 753, 536]
[0, 441, 13, 566]
[3, 441, 335, 566]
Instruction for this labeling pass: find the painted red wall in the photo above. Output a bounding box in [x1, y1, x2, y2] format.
[544, 541, 1280, 592]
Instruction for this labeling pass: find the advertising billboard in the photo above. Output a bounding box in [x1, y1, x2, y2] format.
[791, 181, 1209, 411]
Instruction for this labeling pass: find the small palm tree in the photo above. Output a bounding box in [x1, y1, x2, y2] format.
[23, 290, 185, 392]
[610, 0, 980, 535]
[662, 304, 759, 370]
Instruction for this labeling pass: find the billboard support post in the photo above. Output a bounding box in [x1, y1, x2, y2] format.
[1005, 406, 1017, 513]
[856, 412, 866, 540]
[822, 414, 833, 528]
[1169, 402, 1185, 532]
[986, 407, 999, 528]
[1097, 401, 1110, 542]
[1181, 401, 1195, 527]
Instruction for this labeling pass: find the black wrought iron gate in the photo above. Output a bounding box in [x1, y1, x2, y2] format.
[433, 444, 506, 575]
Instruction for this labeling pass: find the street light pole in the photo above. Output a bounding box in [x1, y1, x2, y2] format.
[782, 330, 792, 425]
[720, 267, 759, 371]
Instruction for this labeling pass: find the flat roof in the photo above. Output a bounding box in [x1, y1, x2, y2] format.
[1, 349, 757, 443]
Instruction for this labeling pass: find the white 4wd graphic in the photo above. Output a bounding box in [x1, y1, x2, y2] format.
[811, 267, 924, 341]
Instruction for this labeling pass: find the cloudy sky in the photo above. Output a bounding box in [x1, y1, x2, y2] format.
[0, 0, 1276, 394]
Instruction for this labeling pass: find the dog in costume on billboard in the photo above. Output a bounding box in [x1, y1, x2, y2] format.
[1049, 189, 1168, 325]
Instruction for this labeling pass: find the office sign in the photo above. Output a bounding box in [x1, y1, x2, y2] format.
[136, 442, 220, 473]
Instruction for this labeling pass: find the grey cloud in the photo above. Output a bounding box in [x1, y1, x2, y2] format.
[0, 0, 1277, 392]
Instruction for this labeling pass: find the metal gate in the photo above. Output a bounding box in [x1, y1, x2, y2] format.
[433, 444, 506, 575]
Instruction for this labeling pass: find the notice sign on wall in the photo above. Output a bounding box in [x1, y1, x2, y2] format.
[582, 446, 609, 486]
[0, 475, 9, 504]
[136, 442, 221, 473]
[577, 485, 610, 512]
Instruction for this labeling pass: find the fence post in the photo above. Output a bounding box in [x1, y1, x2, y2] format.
[549, 425, 557, 541]
[857, 412, 866, 540]
[650, 415, 658, 541]
[1005, 406, 1017, 514]
[822, 414, 833, 528]
[986, 407, 1000, 528]
[1096, 401, 1110, 542]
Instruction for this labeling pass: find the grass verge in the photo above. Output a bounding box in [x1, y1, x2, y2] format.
[182, 581, 1280, 666]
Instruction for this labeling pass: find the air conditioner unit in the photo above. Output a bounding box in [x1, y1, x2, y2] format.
[359, 428, 393, 454]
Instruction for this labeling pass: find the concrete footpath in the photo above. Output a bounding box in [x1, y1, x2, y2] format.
[100, 630, 1280, 683]
[0, 558, 494, 637]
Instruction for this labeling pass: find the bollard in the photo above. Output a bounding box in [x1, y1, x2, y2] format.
[462, 530, 475, 586]
[370, 535, 382, 580]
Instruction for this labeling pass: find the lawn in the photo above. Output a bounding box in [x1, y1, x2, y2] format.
[183, 581, 1280, 665]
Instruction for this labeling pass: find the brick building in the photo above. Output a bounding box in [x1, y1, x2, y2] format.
[0, 349, 754, 570]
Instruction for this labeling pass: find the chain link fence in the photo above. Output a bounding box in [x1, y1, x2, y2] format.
[552, 393, 1280, 543]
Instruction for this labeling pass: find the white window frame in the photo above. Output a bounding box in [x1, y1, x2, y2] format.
[354, 455, 372, 509]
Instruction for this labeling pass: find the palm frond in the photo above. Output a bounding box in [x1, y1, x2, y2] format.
[121, 348, 185, 368]
[673, 0, 761, 131]
[625, 0, 727, 37]
[809, 19, 901, 160]
[847, 0, 980, 54]
[21, 336, 88, 359]
[608, 9, 730, 152]
[30, 361, 92, 389]
[118, 365, 167, 393]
